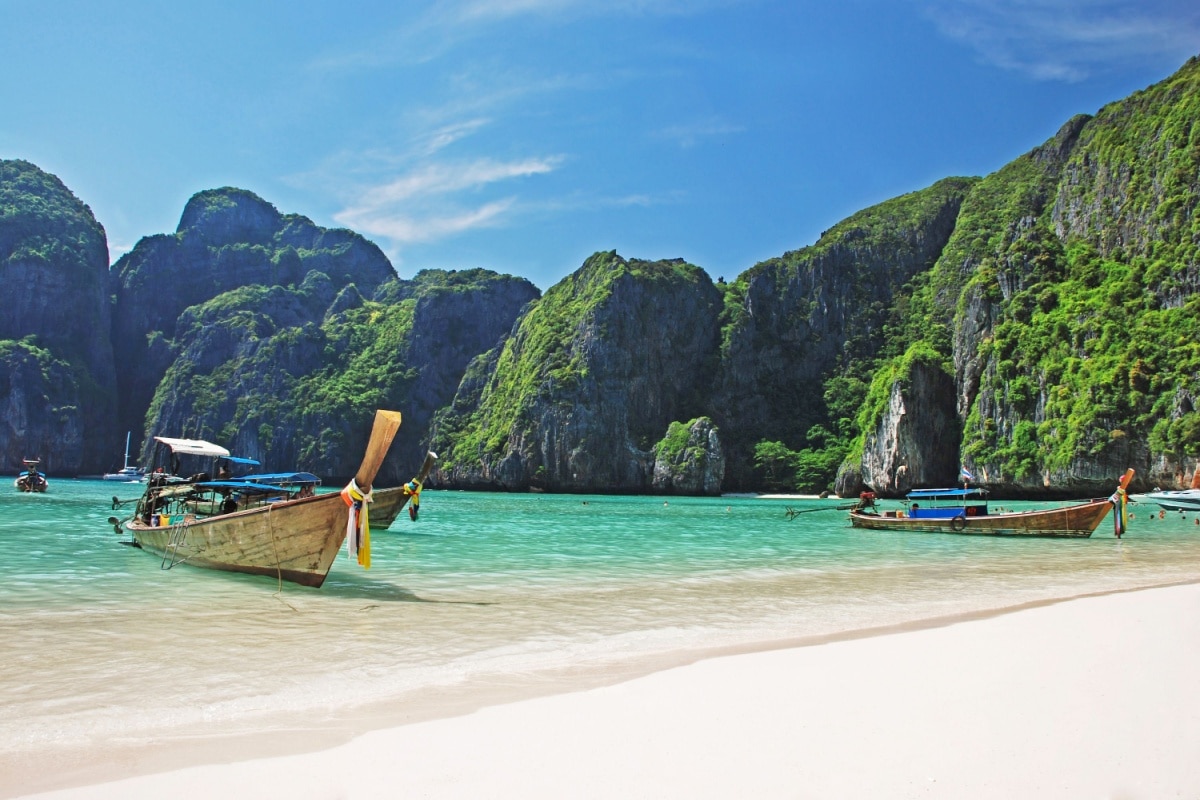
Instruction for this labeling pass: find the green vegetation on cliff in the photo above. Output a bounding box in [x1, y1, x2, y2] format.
[827, 57, 1198, 492]
[144, 266, 532, 479]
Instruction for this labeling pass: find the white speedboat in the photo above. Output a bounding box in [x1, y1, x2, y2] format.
[1138, 488, 1200, 512]
[1136, 468, 1200, 512]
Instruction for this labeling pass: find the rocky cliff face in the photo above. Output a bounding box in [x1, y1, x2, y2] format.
[0, 160, 116, 472]
[140, 266, 536, 482]
[432, 252, 723, 493]
[377, 271, 539, 483]
[711, 178, 974, 489]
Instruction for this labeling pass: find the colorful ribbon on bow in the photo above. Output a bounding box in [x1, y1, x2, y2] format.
[341, 478, 372, 568]
[1110, 485, 1128, 538]
[403, 478, 422, 521]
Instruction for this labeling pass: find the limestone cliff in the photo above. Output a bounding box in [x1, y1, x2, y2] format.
[711, 178, 974, 491]
[0, 160, 116, 472]
[4, 56, 1198, 494]
[942, 57, 1200, 495]
[431, 252, 723, 492]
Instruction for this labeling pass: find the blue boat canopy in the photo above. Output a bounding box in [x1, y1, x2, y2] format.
[221, 456, 261, 466]
[193, 480, 302, 495]
[242, 472, 321, 486]
[906, 487, 988, 500]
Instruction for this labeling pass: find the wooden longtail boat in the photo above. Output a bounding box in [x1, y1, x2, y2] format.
[848, 469, 1134, 538]
[110, 411, 436, 587]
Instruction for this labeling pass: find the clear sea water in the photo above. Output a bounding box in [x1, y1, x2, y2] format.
[3, 478, 1199, 780]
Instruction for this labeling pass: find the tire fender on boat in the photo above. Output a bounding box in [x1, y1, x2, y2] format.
[951, 514, 967, 531]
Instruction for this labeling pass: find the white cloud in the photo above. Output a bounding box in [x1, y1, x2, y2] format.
[332, 155, 563, 245]
[923, 0, 1200, 81]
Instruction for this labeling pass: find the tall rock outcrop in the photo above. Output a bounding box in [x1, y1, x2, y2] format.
[432, 252, 723, 492]
[0, 160, 117, 472]
[651, 417, 726, 495]
[110, 187, 397, 448]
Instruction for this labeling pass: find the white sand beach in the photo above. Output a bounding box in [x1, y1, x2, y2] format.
[14, 581, 1200, 800]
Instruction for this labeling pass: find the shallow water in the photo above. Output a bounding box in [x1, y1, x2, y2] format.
[2, 479, 1199, 762]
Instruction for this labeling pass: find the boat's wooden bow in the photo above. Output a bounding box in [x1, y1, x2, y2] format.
[354, 410, 402, 491]
[1114, 468, 1135, 498]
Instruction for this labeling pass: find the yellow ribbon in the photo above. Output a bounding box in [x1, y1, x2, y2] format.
[341, 478, 372, 569]
[403, 479, 422, 520]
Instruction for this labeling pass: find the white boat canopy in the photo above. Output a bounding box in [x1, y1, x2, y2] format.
[153, 437, 231, 458]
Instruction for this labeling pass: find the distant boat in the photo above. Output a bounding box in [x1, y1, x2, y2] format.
[1135, 467, 1200, 512]
[14, 459, 48, 493]
[848, 469, 1134, 538]
[102, 432, 146, 482]
[108, 410, 436, 587]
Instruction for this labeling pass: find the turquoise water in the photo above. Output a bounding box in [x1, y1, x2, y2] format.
[3, 479, 1200, 767]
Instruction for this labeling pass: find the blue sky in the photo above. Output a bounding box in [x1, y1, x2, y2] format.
[3, 1, 1198, 291]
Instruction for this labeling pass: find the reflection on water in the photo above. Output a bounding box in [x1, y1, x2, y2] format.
[1, 481, 1198, 755]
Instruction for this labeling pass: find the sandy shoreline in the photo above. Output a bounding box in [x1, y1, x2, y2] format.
[9, 580, 1199, 799]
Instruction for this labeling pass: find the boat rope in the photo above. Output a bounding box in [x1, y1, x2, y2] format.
[266, 503, 297, 610]
[341, 478, 372, 569]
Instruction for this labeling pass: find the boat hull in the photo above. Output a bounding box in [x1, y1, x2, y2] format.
[368, 486, 411, 530]
[849, 498, 1116, 538]
[128, 492, 352, 587]
[15, 475, 47, 493]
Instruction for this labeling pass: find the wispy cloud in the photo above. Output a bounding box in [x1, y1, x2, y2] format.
[337, 197, 518, 244]
[922, 0, 1200, 81]
[653, 118, 746, 148]
[347, 156, 563, 207]
[332, 155, 564, 245]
